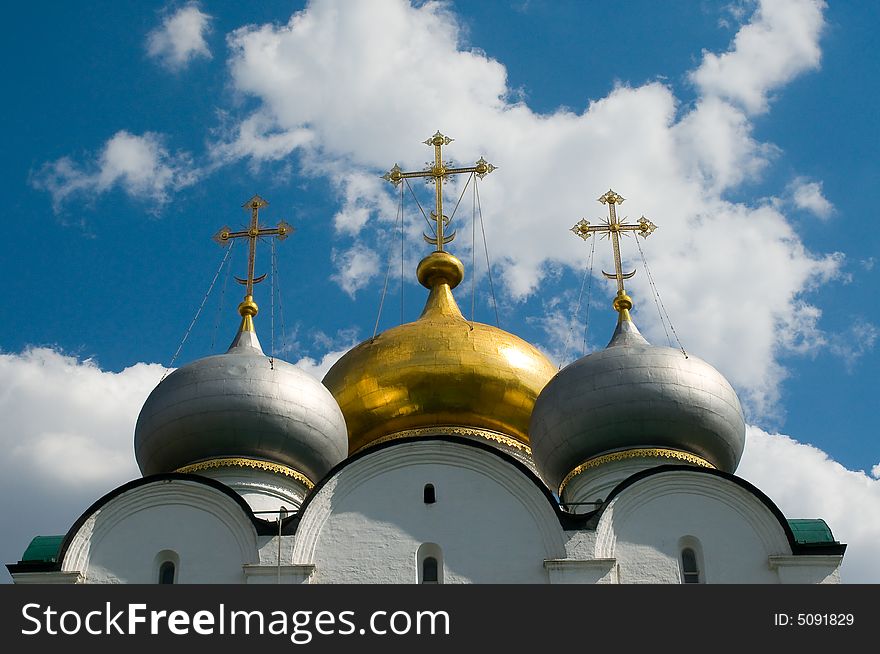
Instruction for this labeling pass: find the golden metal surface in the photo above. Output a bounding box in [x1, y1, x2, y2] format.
[175, 457, 315, 488]
[558, 447, 715, 495]
[570, 189, 657, 319]
[382, 132, 495, 253]
[213, 195, 294, 325]
[324, 251, 557, 454]
[354, 426, 533, 455]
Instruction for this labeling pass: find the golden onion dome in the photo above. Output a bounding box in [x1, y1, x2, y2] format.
[323, 251, 557, 455]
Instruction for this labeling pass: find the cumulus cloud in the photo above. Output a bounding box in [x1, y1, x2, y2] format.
[32, 130, 199, 211]
[330, 169, 400, 236]
[146, 3, 213, 70]
[294, 348, 351, 379]
[0, 348, 166, 578]
[789, 176, 834, 218]
[738, 425, 880, 583]
[209, 0, 853, 417]
[330, 245, 381, 298]
[690, 0, 826, 114]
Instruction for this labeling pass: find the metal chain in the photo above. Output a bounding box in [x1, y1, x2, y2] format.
[275, 236, 288, 362]
[404, 179, 435, 234]
[270, 238, 276, 369]
[560, 236, 595, 369]
[210, 243, 235, 352]
[163, 241, 236, 380]
[471, 174, 477, 323]
[582, 238, 596, 358]
[373, 185, 405, 339]
[474, 178, 500, 328]
[635, 235, 687, 358]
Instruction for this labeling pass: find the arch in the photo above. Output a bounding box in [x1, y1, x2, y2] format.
[595, 468, 795, 561]
[424, 483, 436, 504]
[62, 478, 260, 580]
[294, 440, 567, 567]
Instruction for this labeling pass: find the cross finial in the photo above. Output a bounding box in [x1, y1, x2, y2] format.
[382, 131, 496, 253]
[213, 195, 294, 335]
[570, 189, 657, 320]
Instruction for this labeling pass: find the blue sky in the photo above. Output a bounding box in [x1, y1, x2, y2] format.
[1, 1, 878, 581]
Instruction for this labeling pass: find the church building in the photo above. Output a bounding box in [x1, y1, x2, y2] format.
[8, 134, 845, 584]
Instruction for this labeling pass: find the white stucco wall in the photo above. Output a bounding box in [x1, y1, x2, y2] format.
[17, 444, 840, 585]
[62, 479, 259, 584]
[293, 441, 566, 583]
[593, 470, 839, 583]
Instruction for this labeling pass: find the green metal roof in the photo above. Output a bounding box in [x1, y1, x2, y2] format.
[20, 535, 64, 563]
[788, 519, 836, 545]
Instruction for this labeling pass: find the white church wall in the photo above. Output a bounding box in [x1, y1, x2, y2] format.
[62, 479, 260, 584]
[594, 470, 802, 583]
[293, 441, 566, 583]
[768, 556, 842, 584]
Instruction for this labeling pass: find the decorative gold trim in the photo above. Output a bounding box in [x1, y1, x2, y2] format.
[559, 448, 715, 495]
[354, 426, 532, 455]
[175, 458, 314, 489]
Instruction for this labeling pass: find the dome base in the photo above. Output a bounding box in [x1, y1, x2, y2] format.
[353, 426, 541, 476]
[559, 447, 715, 497]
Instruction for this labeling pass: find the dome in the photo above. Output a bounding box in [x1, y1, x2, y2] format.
[323, 251, 557, 454]
[529, 312, 746, 493]
[135, 303, 348, 485]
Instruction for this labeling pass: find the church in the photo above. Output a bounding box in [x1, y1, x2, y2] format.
[8, 134, 845, 584]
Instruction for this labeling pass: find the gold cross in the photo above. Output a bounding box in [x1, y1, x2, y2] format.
[570, 189, 657, 315]
[213, 195, 294, 323]
[382, 131, 496, 252]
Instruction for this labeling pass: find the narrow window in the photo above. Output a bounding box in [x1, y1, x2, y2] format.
[158, 560, 176, 584]
[422, 557, 439, 584]
[423, 483, 436, 504]
[417, 543, 443, 584]
[681, 547, 700, 584]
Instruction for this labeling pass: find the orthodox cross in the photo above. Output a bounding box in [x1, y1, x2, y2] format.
[570, 189, 657, 313]
[382, 131, 496, 252]
[213, 195, 294, 308]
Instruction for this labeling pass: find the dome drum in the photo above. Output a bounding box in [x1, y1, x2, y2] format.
[558, 447, 715, 505]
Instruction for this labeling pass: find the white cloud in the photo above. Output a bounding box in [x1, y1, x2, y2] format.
[826, 322, 878, 373]
[738, 425, 880, 582]
[330, 169, 400, 236]
[690, 0, 826, 114]
[294, 348, 350, 379]
[872, 464, 880, 479]
[146, 3, 212, 71]
[212, 0, 852, 418]
[32, 130, 199, 210]
[330, 245, 381, 298]
[789, 177, 834, 218]
[0, 348, 166, 578]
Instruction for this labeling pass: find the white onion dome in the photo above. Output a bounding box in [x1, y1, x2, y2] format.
[135, 296, 348, 485]
[529, 299, 746, 494]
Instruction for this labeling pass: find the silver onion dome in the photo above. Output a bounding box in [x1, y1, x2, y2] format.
[529, 317, 746, 491]
[134, 324, 348, 484]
